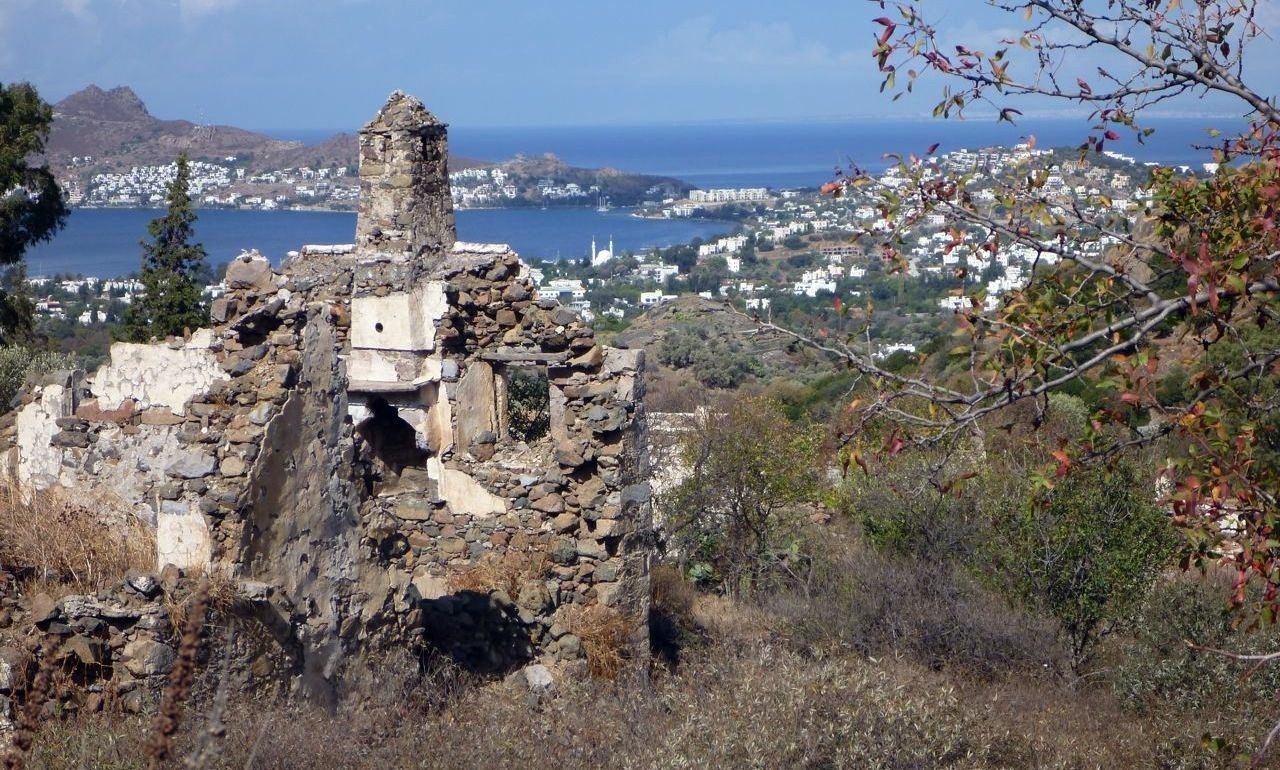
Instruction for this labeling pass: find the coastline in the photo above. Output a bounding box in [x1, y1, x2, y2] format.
[30, 206, 736, 279]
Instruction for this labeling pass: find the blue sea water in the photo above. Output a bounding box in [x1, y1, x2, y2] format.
[25, 207, 732, 278]
[30, 117, 1241, 278]
[276, 116, 1235, 190]
[447, 116, 1235, 189]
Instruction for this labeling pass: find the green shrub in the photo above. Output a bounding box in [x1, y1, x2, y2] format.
[980, 461, 1179, 673]
[656, 327, 761, 389]
[842, 452, 982, 563]
[504, 367, 550, 443]
[1109, 572, 1280, 714]
[0, 346, 77, 410]
[663, 396, 824, 596]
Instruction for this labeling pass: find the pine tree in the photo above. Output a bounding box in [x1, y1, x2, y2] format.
[118, 152, 209, 341]
[0, 81, 68, 345]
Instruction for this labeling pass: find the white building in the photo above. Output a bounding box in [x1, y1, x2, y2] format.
[689, 188, 769, 203]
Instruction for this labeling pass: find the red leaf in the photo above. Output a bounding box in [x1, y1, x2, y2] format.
[1052, 450, 1071, 478]
[873, 16, 894, 26]
[1105, 130, 1120, 141]
[926, 142, 940, 155]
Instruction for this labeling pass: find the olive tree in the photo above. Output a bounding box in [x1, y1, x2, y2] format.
[664, 396, 825, 597]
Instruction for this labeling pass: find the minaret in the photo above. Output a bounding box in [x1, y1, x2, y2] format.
[608, 236, 614, 257]
[591, 236, 597, 262]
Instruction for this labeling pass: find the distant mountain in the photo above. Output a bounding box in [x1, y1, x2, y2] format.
[43, 85, 680, 211]
[48, 85, 314, 169]
[46, 85, 485, 175]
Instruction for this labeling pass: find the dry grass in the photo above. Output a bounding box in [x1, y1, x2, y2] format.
[0, 481, 154, 594]
[2, 637, 63, 770]
[164, 568, 238, 632]
[22, 637, 1266, 770]
[145, 581, 209, 770]
[649, 564, 696, 623]
[568, 604, 631, 679]
[446, 548, 549, 598]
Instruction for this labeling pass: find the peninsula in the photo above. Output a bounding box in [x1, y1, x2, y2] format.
[45, 85, 689, 212]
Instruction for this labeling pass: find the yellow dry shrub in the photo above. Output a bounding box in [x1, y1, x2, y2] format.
[568, 603, 631, 679]
[0, 480, 154, 594]
[446, 548, 549, 598]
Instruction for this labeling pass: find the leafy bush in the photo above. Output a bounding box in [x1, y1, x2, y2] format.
[0, 346, 76, 410]
[663, 396, 824, 596]
[1109, 572, 1280, 714]
[504, 367, 550, 443]
[656, 327, 761, 389]
[842, 451, 983, 563]
[980, 461, 1179, 673]
[844, 449, 1178, 676]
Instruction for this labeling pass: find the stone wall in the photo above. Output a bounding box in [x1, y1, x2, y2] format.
[355, 90, 455, 267]
[0, 92, 652, 698]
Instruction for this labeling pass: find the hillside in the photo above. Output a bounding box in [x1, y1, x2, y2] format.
[614, 295, 799, 366]
[47, 85, 487, 190]
[45, 85, 677, 211]
[48, 85, 314, 170]
[608, 296, 844, 410]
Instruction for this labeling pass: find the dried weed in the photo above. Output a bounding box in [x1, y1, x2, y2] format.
[0, 481, 153, 594]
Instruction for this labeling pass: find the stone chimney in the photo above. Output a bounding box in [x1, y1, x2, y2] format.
[355, 91, 456, 264]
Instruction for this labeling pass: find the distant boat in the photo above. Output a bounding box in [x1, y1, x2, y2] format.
[596, 195, 611, 213]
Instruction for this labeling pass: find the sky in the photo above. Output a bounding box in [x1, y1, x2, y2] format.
[3, 0, 1279, 133]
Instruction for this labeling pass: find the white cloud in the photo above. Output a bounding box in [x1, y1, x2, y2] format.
[178, 0, 243, 18]
[60, 0, 94, 19]
[629, 16, 862, 78]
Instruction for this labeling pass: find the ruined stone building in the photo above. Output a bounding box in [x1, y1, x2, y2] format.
[0, 92, 653, 689]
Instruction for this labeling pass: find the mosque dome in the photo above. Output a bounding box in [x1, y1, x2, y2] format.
[596, 249, 613, 262]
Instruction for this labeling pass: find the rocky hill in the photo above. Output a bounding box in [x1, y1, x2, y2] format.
[46, 85, 488, 194]
[44, 85, 680, 211]
[47, 85, 318, 171]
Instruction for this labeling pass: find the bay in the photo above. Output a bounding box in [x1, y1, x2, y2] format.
[447, 116, 1235, 190]
[280, 117, 1235, 192]
[30, 116, 1242, 278]
[25, 207, 733, 278]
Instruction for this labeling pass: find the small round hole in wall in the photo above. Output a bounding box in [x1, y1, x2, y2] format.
[375, 322, 384, 333]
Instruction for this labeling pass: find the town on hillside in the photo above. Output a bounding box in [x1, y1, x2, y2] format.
[33, 140, 1183, 373]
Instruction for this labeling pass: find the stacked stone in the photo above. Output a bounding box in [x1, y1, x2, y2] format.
[352, 246, 652, 665]
[0, 574, 176, 720]
[355, 91, 455, 265]
[0, 571, 292, 723]
[0, 90, 655, 688]
[0, 251, 317, 573]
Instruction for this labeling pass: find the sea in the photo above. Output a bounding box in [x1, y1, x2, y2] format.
[27, 116, 1239, 279]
